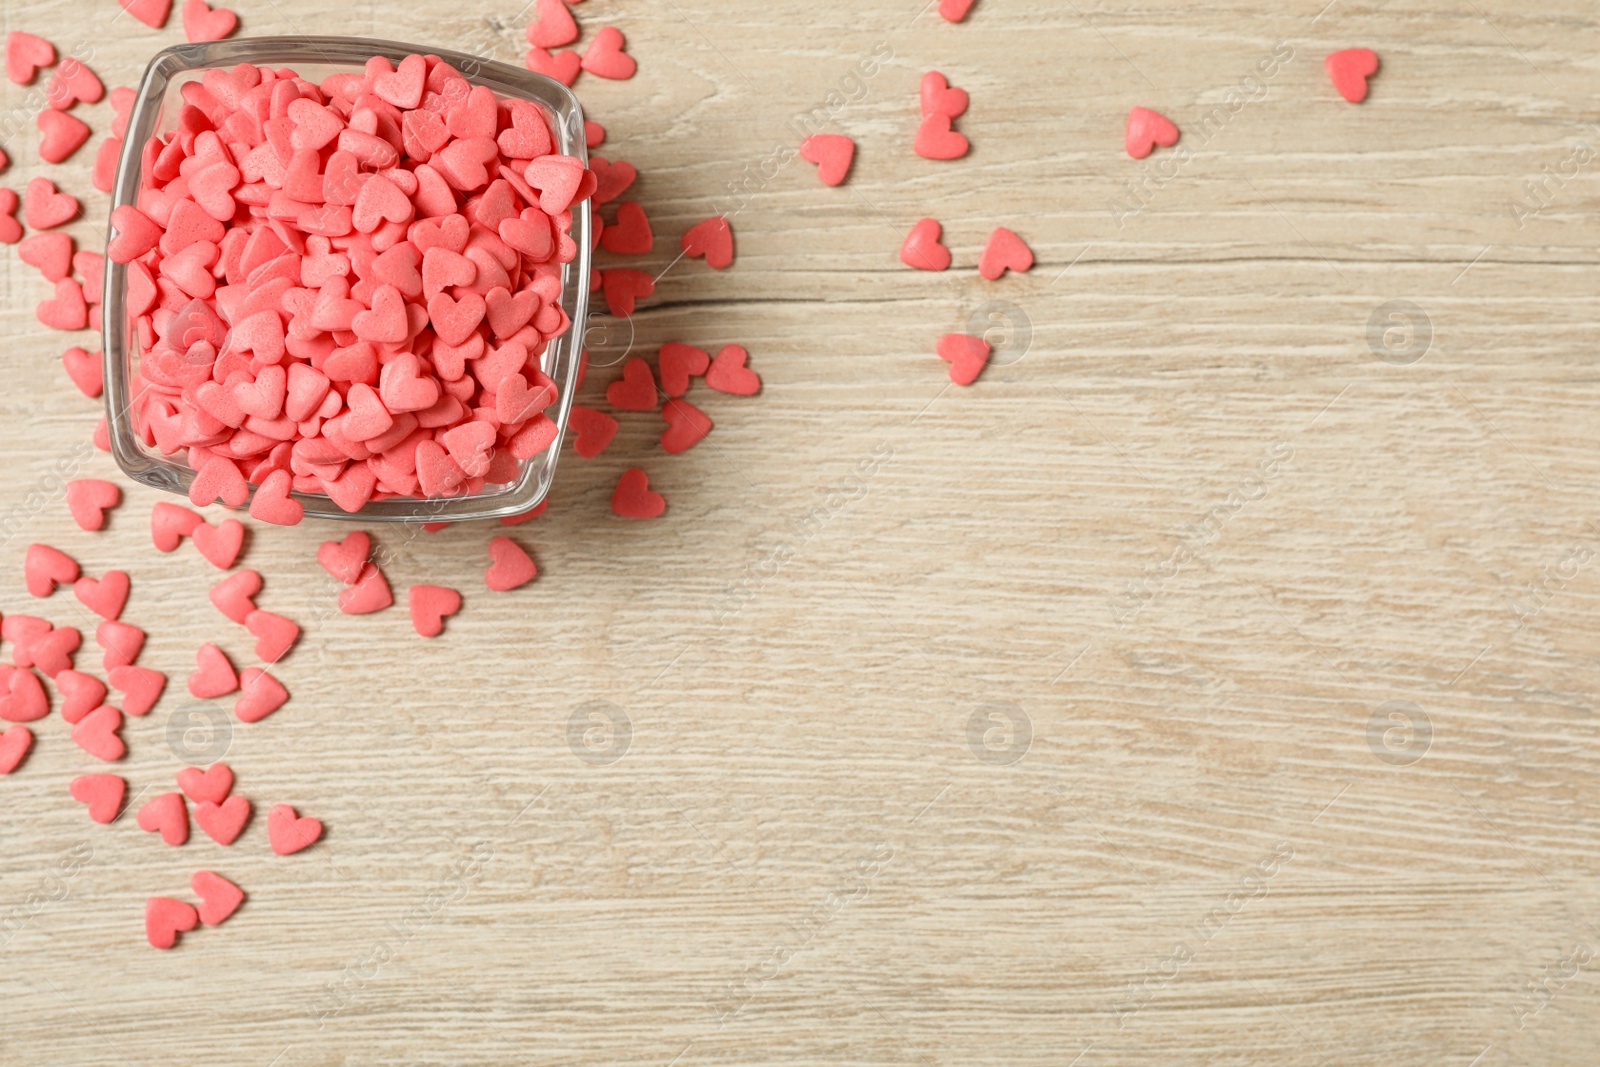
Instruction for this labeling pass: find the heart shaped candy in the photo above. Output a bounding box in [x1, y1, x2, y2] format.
[658, 343, 710, 397]
[4, 615, 53, 664]
[120, 0, 173, 29]
[146, 897, 198, 949]
[485, 537, 536, 591]
[919, 72, 968, 118]
[914, 113, 968, 160]
[25, 542, 79, 596]
[601, 200, 654, 255]
[64, 346, 102, 397]
[0, 188, 18, 244]
[191, 870, 244, 924]
[441, 420, 496, 477]
[194, 795, 251, 845]
[19, 232, 73, 281]
[937, 333, 991, 386]
[426, 290, 486, 346]
[705, 345, 761, 396]
[25, 177, 79, 229]
[74, 570, 130, 621]
[900, 218, 951, 272]
[978, 226, 1033, 280]
[137, 791, 189, 845]
[524, 47, 581, 87]
[188, 643, 239, 699]
[409, 585, 462, 638]
[36, 278, 88, 329]
[0, 725, 33, 774]
[267, 803, 322, 855]
[661, 398, 713, 454]
[568, 405, 618, 459]
[45, 57, 103, 109]
[57, 670, 108, 723]
[338, 563, 393, 615]
[22, 627, 78, 678]
[151, 501, 203, 552]
[193, 518, 246, 570]
[0, 666, 49, 723]
[1326, 48, 1379, 103]
[938, 0, 975, 21]
[680, 216, 733, 269]
[798, 134, 855, 186]
[611, 468, 665, 519]
[209, 570, 262, 624]
[177, 762, 233, 805]
[182, 0, 238, 42]
[72, 705, 125, 761]
[372, 54, 426, 110]
[235, 668, 288, 723]
[318, 532, 371, 585]
[522, 154, 584, 214]
[606, 357, 659, 411]
[589, 156, 636, 205]
[244, 610, 299, 663]
[581, 26, 636, 80]
[108, 666, 166, 717]
[190, 457, 249, 509]
[65, 479, 120, 530]
[36, 109, 90, 164]
[6, 32, 55, 85]
[600, 268, 654, 317]
[1125, 106, 1179, 159]
[70, 773, 126, 823]
[526, 0, 578, 48]
[248, 469, 304, 527]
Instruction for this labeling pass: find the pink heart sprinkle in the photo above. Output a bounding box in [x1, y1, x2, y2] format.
[188, 643, 239, 699]
[235, 667, 289, 723]
[680, 215, 733, 269]
[267, 803, 322, 855]
[978, 226, 1033, 280]
[146, 896, 198, 949]
[936, 333, 991, 386]
[176, 762, 233, 805]
[209, 569, 262, 623]
[108, 665, 167, 717]
[191, 870, 244, 924]
[484, 536, 536, 591]
[798, 135, 854, 186]
[1125, 106, 1179, 159]
[72, 705, 126, 762]
[338, 563, 393, 615]
[1325, 48, 1379, 103]
[581, 26, 636, 80]
[69, 773, 125, 822]
[900, 218, 951, 272]
[65, 479, 119, 530]
[611, 468, 665, 519]
[136, 791, 189, 845]
[0, 725, 33, 775]
[182, 0, 237, 42]
[6, 32, 55, 85]
[194, 795, 251, 845]
[409, 585, 462, 637]
[704, 345, 761, 396]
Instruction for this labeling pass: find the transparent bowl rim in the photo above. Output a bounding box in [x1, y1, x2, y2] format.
[102, 35, 591, 523]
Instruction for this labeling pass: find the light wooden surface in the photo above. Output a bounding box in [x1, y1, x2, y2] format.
[4, 0, 1600, 1064]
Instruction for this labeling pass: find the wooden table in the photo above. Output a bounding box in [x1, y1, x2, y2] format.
[3, 1, 1598, 1064]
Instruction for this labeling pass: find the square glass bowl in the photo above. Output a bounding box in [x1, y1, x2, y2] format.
[102, 36, 591, 522]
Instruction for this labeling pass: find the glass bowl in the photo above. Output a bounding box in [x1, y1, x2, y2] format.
[102, 36, 591, 523]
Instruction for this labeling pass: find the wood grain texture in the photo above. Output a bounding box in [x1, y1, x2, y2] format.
[3, 0, 1600, 1064]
